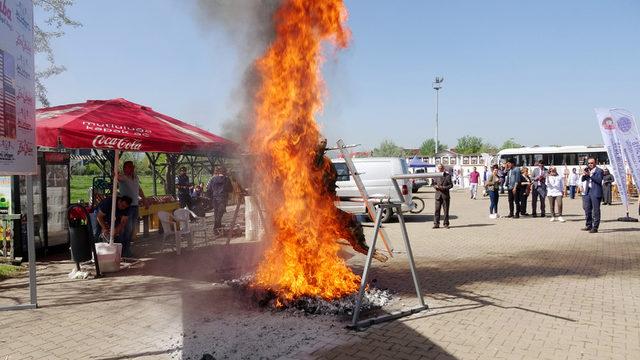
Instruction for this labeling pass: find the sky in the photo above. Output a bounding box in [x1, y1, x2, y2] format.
[37, 0, 640, 152]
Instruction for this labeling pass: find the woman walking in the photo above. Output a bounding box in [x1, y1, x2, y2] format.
[546, 166, 565, 222]
[602, 168, 614, 205]
[520, 166, 532, 216]
[485, 165, 501, 219]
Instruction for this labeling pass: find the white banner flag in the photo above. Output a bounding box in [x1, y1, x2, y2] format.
[609, 109, 640, 192]
[595, 108, 629, 207]
[0, 0, 36, 175]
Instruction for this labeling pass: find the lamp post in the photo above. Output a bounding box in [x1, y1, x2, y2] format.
[433, 76, 444, 155]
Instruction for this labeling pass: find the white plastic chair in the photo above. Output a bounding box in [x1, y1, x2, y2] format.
[157, 211, 181, 255]
[173, 208, 207, 248]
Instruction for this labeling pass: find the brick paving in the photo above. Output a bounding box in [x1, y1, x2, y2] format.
[1, 190, 639, 359]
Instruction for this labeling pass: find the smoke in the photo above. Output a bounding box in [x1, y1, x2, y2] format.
[195, 0, 283, 143]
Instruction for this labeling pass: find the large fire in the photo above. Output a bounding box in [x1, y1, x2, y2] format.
[249, 0, 360, 301]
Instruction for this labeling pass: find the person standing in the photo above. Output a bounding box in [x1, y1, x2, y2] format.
[563, 166, 570, 197]
[568, 168, 580, 199]
[582, 157, 604, 233]
[469, 167, 480, 199]
[519, 166, 532, 216]
[498, 165, 506, 194]
[531, 161, 547, 217]
[207, 166, 233, 229]
[482, 165, 490, 197]
[175, 166, 193, 210]
[118, 161, 148, 258]
[602, 168, 614, 205]
[433, 164, 453, 229]
[546, 166, 566, 222]
[485, 165, 501, 218]
[505, 158, 522, 218]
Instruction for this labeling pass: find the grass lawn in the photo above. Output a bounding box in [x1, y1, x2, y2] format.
[0, 263, 24, 280]
[70, 175, 167, 204]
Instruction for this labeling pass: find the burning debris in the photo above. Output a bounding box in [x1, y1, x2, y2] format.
[223, 276, 393, 316]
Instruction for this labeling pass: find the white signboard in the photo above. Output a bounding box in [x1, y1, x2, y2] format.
[0, 0, 36, 175]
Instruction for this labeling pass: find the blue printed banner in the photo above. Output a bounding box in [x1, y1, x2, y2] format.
[609, 109, 640, 195]
[595, 108, 629, 207]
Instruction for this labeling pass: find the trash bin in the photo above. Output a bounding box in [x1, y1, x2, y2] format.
[68, 205, 92, 263]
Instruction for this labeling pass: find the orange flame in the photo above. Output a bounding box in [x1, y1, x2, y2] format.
[250, 0, 360, 301]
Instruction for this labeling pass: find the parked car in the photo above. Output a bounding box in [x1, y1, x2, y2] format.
[410, 167, 429, 192]
[331, 157, 413, 222]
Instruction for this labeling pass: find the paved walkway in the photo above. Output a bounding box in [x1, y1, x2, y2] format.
[1, 191, 639, 359]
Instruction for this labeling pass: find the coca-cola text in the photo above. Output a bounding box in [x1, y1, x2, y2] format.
[92, 135, 143, 151]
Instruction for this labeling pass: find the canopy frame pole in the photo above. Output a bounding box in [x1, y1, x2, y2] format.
[108, 150, 120, 244]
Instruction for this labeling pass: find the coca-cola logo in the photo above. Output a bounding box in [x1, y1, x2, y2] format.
[92, 135, 143, 151]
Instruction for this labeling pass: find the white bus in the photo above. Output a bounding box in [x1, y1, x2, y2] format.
[497, 146, 609, 173]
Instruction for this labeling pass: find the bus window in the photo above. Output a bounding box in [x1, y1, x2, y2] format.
[565, 153, 576, 165]
[577, 154, 588, 165]
[522, 154, 533, 166]
[533, 154, 543, 164]
[592, 152, 609, 165]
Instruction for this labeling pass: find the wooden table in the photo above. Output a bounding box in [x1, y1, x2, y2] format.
[139, 202, 180, 237]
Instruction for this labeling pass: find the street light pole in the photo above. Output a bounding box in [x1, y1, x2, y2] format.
[433, 76, 444, 155]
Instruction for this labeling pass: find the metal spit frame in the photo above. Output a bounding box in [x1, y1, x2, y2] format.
[336, 149, 443, 329]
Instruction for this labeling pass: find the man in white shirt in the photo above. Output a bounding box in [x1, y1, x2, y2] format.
[567, 167, 580, 199]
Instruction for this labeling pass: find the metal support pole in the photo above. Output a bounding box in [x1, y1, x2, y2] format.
[351, 205, 384, 327]
[26, 175, 37, 307]
[435, 88, 439, 153]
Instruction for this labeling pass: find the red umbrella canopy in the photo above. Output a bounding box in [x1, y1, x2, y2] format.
[36, 98, 236, 154]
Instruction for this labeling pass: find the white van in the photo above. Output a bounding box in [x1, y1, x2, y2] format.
[331, 157, 413, 222]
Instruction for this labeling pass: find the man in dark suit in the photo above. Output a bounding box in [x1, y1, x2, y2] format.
[505, 158, 522, 218]
[531, 160, 547, 217]
[582, 157, 604, 233]
[433, 164, 453, 229]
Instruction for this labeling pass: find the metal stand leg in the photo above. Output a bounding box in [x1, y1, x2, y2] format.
[351, 205, 384, 327]
[397, 211, 426, 307]
[349, 203, 429, 330]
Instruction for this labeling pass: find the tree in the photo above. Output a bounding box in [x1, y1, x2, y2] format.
[34, 0, 82, 107]
[372, 140, 405, 157]
[419, 138, 447, 156]
[500, 138, 523, 150]
[455, 135, 484, 154]
[480, 143, 498, 154]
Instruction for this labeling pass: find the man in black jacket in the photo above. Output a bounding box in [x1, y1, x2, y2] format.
[433, 164, 453, 229]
